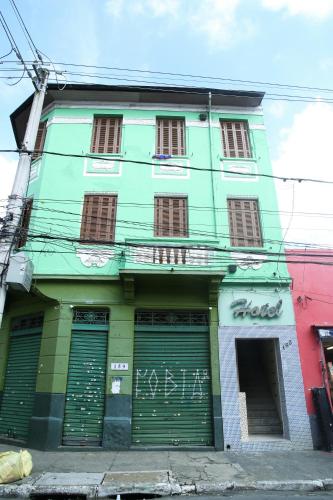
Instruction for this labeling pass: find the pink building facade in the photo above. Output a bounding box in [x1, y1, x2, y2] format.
[287, 250, 333, 449]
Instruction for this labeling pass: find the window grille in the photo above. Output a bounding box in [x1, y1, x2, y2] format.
[135, 310, 208, 326]
[221, 121, 251, 158]
[73, 309, 109, 325]
[11, 314, 43, 331]
[228, 198, 263, 247]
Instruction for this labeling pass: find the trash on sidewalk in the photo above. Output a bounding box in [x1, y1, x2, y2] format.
[0, 450, 33, 484]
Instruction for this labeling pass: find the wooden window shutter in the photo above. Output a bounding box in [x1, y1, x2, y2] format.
[221, 121, 251, 158]
[17, 198, 33, 248]
[80, 195, 117, 242]
[156, 118, 185, 156]
[32, 121, 46, 160]
[154, 196, 188, 237]
[228, 198, 262, 247]
[91, 117, 122, 154]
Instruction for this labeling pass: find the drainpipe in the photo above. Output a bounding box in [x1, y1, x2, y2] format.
[208, 92, 218, 239]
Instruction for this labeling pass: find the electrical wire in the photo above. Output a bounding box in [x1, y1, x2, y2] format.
[3, 59, 333, 95]
[0, 10, 37, 87]
[1, 148, 333, 186]
[0, 47, 13, 60]
[9, 0, 40, 61]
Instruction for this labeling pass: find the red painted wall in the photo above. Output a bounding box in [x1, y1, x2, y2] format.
[287, 250, 333, 415]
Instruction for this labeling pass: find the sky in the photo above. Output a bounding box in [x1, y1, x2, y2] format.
[1, 0, 333, 247]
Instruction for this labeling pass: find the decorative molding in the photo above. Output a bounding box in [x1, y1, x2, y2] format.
[46, 117, 93, 126]
[42, 101, 264, 118]
[152, 158, 190, 179]
[230, 252, 267, 270]
[123, 118, 154, 126]
[76, 248, 114, 267]
[83, 158, 122, 177]
[221, 160, 258, 182]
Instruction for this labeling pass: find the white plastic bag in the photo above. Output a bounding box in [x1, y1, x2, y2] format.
[0, 450, 33, 484]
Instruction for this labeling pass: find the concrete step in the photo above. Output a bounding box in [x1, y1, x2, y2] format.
[248, 424, 283, 435]
[247, 409, 279, 417]
[246, 401, 276, 409]
[248, 416, 282, 426]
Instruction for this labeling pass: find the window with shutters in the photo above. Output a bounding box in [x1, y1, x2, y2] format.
[91, 116, 122, 154]
[80, 194, 117, 242]
[156, 118, 185, 156]
[227, 198, 263, 247]
[154, 196, 188, 237]
[32, 121, 46, 161]
[17, 198, 33, 248]
[221, 121, 251, 158]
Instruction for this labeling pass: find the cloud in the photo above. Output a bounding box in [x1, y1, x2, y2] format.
[272, 102, 333, 246]
[0, 155, 16, 217]
[144, 0, 180, 17]
[106, 0, 180, 17]
[105, 0, 124, 17]
[262, 0, 333, 20]
[266, 101, 287, 118]
[190, 0, 256, 49]
[319, 57, 333, 71]
[104, 0, 256, 50]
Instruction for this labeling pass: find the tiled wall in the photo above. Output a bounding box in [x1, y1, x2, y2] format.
[219, 325, 313, 451]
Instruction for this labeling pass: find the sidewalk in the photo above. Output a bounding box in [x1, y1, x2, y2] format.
[0, 443, 333, 497]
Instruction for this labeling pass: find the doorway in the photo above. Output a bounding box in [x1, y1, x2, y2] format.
[236, 339, 283, 438]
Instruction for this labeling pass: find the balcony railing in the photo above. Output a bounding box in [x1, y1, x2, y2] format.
[131, 244, 212, 266]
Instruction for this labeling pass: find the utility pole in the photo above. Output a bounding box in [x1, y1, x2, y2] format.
[0, 67, 49, 327]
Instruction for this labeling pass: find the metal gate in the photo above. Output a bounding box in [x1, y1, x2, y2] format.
[0, 314, 43, 441]
[62, 310, 108, 446]
[132, 310, 213, 446]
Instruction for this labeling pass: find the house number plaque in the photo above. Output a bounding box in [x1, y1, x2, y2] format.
[111, 362, 129, 370]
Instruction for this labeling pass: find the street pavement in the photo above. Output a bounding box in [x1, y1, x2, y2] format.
[0, 443, 332, 497]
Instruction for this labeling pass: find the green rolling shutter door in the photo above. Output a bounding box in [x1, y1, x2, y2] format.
[133, 311, 213, 446]
[63, 322, 108, 446]
[0, 316, 43, 442]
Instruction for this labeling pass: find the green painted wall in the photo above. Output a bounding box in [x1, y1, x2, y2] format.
[28, 278, 219, 396]
[18, 102, 288, 285]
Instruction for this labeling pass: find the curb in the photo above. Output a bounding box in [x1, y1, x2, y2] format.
[1, 475, 333, 497]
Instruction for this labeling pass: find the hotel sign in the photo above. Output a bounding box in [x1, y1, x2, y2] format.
[230, 299, 283, 319]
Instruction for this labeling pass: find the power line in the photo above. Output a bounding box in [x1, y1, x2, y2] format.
[0, 9, 36, 88]
[4, 59, 333, 95]
[43, 77, 333, 105]
[11, 230, 333, 262]
[9, 0, 40, 62]
[49, 71, 333, 104]
[1, 148, 333, 185]
[27, 212, 333, 250]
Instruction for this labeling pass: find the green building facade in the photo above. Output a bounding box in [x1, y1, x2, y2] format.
[0, 85, 312, 451]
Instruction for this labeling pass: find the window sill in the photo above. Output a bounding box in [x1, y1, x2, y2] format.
[152, 155, 189, 160]
[220, 156, 256, 161]
[229, 246, 266, 252]
[89, 153, 123, 158]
